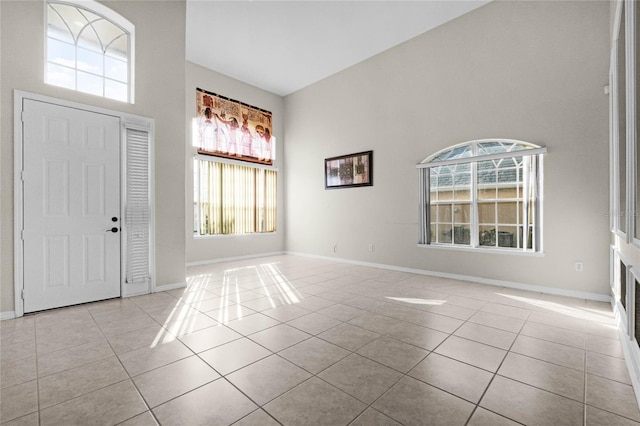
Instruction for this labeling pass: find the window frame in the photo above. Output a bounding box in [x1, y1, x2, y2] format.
[417, 139, 546, 254]
[45, 0, 135, 103]
[193, 155, 278, 238]
[629, 0, 640, 246]
[612, 0, 629, 238]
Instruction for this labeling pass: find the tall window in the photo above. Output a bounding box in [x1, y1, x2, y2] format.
[46, 0, 134, 103]
[194, 159, 277, 236]
[618, 2, 628, 234]
[635, 0, 640, 242]
[418, 140, 545, 253]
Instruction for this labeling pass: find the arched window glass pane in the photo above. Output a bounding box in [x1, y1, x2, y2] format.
[47, 7, 73, 43]
[105, 79, 128, 102]
[77, 70, 103, 96]
[431, 145, 472, 162]
[105, 56, 127, 82]
[47, 38, 75, 68]
[93, 19, 125, 49]
[46, 1, 132, 103]
[106, 36, 128, 60]
[426, 140, 539, 164]
[50, 3, 87, 41]
[78, 9, 102, 25]
[77, 47, 103, 74]
[77, 24, 104, 52]
[477, 141, 505, 155]
[47, 63, 75, 89]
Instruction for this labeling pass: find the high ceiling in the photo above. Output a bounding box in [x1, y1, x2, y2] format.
[186, 1, 490, 96]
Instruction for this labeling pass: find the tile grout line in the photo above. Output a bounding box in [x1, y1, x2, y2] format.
[584, 342, 588, 426]
[464, 309, 530, 426]
[10, 258, 631, 426]
[87, 304, 161, 426]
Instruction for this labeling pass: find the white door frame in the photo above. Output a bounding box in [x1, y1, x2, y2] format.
[14, 90, 155, 317]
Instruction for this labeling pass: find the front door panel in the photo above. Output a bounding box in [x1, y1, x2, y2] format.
[22, 100, 120, 312]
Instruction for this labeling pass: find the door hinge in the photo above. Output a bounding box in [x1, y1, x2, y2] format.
[21, 230, 25, 240]
[20, 170, 25, 181]
[21, 289, 24, 300]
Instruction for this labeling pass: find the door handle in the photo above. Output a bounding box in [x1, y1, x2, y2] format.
[106, 227, 119, 233]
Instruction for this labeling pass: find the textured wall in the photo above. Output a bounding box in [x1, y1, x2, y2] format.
[284, 1, 610, 295]
[1, 0, 187, 313]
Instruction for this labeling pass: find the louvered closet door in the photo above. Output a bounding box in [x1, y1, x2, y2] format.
[124, 127, 151, 287]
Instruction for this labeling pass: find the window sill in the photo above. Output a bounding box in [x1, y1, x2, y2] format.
[194, 231, 278, 240]
[417, 243, 545, 257]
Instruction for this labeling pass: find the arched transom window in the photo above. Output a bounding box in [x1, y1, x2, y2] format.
[418, 139, 546, 253]
[46, 0, 134, 103]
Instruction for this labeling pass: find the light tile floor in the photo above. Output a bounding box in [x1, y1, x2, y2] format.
[1, 255, 639, 425]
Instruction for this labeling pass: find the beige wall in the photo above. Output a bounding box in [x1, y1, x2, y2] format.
[284, 0, 611, 296]
[185, 62, 285, 263]
[0, 0, 187, 313]
[611, 0, 640, 297]
[0, 0, 612, 315]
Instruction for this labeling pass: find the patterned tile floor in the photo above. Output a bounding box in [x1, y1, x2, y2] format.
[1, 255, 639, 425]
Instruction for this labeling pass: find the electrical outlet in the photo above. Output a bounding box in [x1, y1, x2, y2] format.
[575, 261, 584, 272]
[368, 244, 373, 252]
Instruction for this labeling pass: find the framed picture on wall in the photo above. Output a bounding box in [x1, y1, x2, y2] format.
[324, 150, 373, 189]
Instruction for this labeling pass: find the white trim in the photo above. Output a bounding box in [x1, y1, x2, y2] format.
[611, 245, 617, 293]
[153, 282, 186, 292]
[285, 251, 610, 302]
[627, 0, 636, 244]
[13, 90, 154, 318]
[618, 322, 640, 411]
[538, 154, 544, 252]
[613, 0, 628, 238]
[614, 265, 640, 410]
[610, 60, 616, 233]
[629, 266, 639, 339]
[630, 0, 640, 247]
[186, 251, 285, 267]
[615, 0, 625, 42]
[420, 138, 543, 164]
[193, 231, 280, 240]
[417, 243, 544, 257]
[1, 311, 17, 321]
[14, 93, 25, 318]
[417, 147, 547, 168]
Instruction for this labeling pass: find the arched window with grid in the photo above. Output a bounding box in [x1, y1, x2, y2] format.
[46, 0, 134, 103]
[418, 139, 546, 253]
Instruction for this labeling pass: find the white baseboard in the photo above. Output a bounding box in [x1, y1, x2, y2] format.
[1, 311, 16, 321]
[614, 299, 640, 409]
[153, 281, 186, 292]
[186, 251, 285, 267]
[285, 251, 610, 302]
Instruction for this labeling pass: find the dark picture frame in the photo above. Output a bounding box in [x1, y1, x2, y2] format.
[324, 150, 373, 189]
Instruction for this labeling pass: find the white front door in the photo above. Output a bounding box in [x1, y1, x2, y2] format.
[22, 99, 121, 313]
